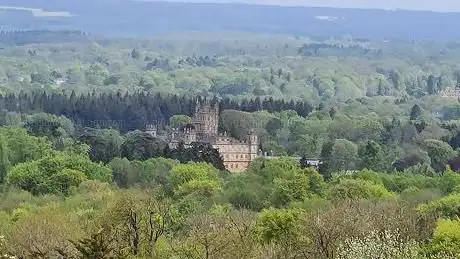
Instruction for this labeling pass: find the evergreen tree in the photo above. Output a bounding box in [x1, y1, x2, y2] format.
[410, 104, 422, 121]
[0, 135, 9, 183]
[427, 75, 437, 95]
[359, 141, 386, 172]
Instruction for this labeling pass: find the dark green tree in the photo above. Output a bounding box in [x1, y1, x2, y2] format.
[266, 118, 283, 136]
[131, 48, 141, 59]
[359, 141, 386, 172]
[121, 131, 166, 161]
[169, 142, 225, 171]
[79, 128, 123, 163]
[0, 135, 9, 183]
[410, 104, 422, 121]
[427, 75, 437, 95]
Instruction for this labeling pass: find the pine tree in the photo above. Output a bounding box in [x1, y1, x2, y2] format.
[427, 75, 437, 95]
[410, 104, 422, 121]
[0, 135, 9, 184]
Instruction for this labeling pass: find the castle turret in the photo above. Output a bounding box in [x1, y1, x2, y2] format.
[193, 102, 219, 138]
[248, 129, 259, 159]
[145, 124, 157, 137]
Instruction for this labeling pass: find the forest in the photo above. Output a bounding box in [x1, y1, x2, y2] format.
[0, 29, 460, 258]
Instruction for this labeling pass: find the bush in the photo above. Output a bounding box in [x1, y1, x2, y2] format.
[327, 179, 396, 200]
[337, 231, 422, 259]
[417, 193, 460, 218]
[424, 219, 460, 258]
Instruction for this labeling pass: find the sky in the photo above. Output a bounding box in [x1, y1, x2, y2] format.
[158, 0, 460, 12]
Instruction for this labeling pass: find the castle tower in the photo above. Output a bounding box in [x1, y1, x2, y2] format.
[193, 101, 219, 138]
[248, 129, 259, 160]
[145, 124, 157, 137]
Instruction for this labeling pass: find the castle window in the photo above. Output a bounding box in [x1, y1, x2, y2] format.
[236, 164, 239, 168]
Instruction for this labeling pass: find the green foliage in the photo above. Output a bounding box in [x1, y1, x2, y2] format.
[169, 142, 226, 171]
[410, 104, 422, 121]
[0, 127, 53, 166]
[417, 193, 460, 218]
[255, 208, 303, 244]
[1, 31, 460, 259]
[327, 179, 396, 200]
[423, 139, 456, 173]
[7, 151, 112, 195]
[425, 219, 460, 258]
[24, 113, 74, 140]
[327, 139, 359, 173]
[171, 163, 221, 198]
[121, 131, 166, 161]
[359, 141, 387, 172]
[66, 228, 118, 259]
[169, 115, 192, 128]
[272, 171, 309, 207]
[79, 128, 123, 163]
[0, 135, 9, 184]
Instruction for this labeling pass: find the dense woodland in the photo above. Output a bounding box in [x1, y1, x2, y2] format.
[0, 30, 460, 258]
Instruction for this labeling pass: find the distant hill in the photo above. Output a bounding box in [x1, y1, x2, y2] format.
[0, 0, 458, 40]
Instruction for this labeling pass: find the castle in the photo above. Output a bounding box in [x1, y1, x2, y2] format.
[165, 102, 260, 172]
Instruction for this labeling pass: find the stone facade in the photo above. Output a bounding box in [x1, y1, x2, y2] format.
[168, 102, 260, 172]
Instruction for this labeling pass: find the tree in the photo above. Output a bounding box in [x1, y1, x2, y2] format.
[131, 48, 141, 59]
[0, 127, 53, 166]
[425, 219, 460, 258]
[266, 117, 283, 136]
[30, 72, 51, 85]
[427, 75, 437, 95]
[79, 128, 123, 163]
[329, 107, 337, 119]
[255, 208, 303, 245]
[254, 208, 308, 258]
[329, 139, 358, 173]
[9, 209, 82, 258]
[109, 157, 177, 190]
[337, 231, 424, 259]
[423, 139, 456, 173]
[103, 190, 178, 257]
[271, 171, 309, 207]
[63, 228, 118, 259]
[0, 135, 9, 184]
[327, 179, 395, 200]
[170, 163, 221, 199]
[169, 115, 192, 129]
[121, 131, 166, 161]
[359, 141, 386, 172]
[7, 151, 112, 195]
[169, 142, 225, 171]
[410, 104, 422, 121]
[24, 113, 75, 149]
[417, 193, 460, 219]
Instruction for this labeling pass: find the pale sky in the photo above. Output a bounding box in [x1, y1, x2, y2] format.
[158, 0, 460, 12]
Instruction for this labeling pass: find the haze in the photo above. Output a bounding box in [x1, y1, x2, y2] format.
[160, 0, 460, 12]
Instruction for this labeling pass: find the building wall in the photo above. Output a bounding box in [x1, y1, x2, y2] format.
[214, 140, 259, 173]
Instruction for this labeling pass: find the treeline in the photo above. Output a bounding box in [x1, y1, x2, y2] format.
[0, 30, 90, 45]
[0, 91, 313, 132]
[298, 43, 376, 57]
